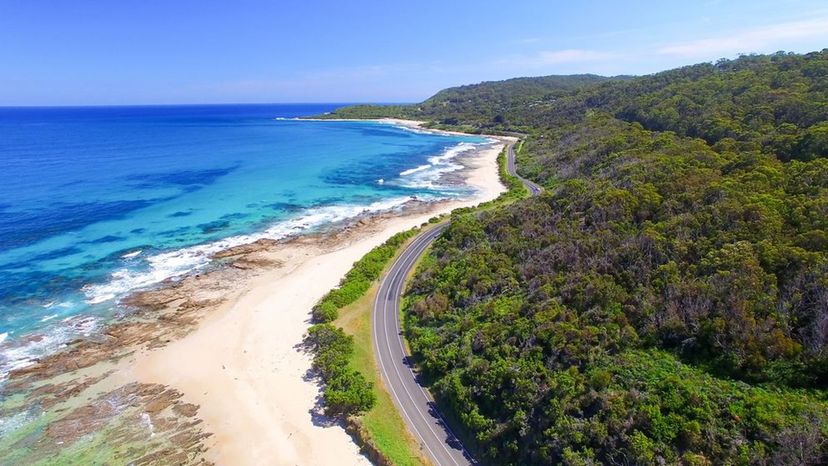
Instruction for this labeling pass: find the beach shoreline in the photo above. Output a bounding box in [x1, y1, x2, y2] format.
[1, 120, 512, 465]
[123, 128, 509, 465]
[299, 116, 481, 138]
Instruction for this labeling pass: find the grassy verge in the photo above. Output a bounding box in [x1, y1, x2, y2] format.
[306, 224, 440, 465]
[335, 280, 431, 466]
[498, 142, 530, 201]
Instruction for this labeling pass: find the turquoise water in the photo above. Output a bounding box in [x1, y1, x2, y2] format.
[0, 104, 488, 375]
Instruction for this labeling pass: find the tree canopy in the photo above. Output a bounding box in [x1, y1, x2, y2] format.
[330, 50, 828, 465]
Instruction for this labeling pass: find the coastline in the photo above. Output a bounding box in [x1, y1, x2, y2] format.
[300, 117, 478, 138]
[123, 131, 508, 465]
[1, 121, 512, 465]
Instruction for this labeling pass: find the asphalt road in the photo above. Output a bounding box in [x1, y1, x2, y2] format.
[507, 142, 544, 196]
[372, 142, 541, 466]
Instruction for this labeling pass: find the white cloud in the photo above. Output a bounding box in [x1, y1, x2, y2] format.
[658, 16, 828, 58]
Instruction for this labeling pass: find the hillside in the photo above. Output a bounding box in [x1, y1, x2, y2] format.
[322, 74, 619, 130]
[331, 50, 828, 465]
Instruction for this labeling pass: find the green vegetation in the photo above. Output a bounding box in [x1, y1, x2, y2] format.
[319, 75, 622, 133]
[313, 228, 422, 322]
[497, 145, 529, 201]
[335, 284, 430, 466]
[305, 324, 376, 417]
[306, 228, 427, 418]
[326, 50, 828, 464]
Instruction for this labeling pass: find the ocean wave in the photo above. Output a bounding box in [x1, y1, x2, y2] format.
[82, 196, 416, 306]
[121, 250, 142, 259]
[399, 164, 431, 176]
[396, 142, 480, 189]
[0, 315, 100, 380]
[1, 196, 421, 379]
[1, 196, 423, 379]
[386, 123, 433, 135]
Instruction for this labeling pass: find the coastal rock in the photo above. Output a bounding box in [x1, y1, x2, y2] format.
[26, 371, 113, 410]
[144, 388, 182, 413]
[123, 288, 186, 310]
[18, 382, 213, 465]
[212, 238, 279, 259]
[230, 255, 283, 269]
[46, 398, 118, 444]
[173, 402, 200, 417]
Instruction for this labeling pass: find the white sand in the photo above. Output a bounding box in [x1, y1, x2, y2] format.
[122, 127, 511, 465]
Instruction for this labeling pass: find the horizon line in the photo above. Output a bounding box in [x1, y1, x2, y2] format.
[0, 101, 416, 109]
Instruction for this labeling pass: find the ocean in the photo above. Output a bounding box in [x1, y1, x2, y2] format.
[0, 104, 488, 377]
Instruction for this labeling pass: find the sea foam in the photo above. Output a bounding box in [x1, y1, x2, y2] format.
[82, 196, 415, 305]
[399, 164, 431, 176]
[0, 196, 419, 380]
[0, 314, 100, 380]
[396, 142, 480, 189]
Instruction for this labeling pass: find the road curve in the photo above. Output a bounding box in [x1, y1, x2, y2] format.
[507, 142, 543, 196]
[372, 142, 541, 466]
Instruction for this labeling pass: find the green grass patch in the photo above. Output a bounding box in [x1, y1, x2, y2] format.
[306, 224, 438, 465]
[336, 285, 430, 466]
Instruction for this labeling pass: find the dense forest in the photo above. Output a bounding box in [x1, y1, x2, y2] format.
[328, 74, 618, 126]
[330, 50, 828, 464]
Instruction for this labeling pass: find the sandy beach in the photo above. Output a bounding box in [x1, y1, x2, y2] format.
[0, 120, 511, 465]
[110, 123, 511, 465]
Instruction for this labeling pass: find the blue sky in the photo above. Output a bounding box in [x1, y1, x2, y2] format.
[1, 0, 827, 105]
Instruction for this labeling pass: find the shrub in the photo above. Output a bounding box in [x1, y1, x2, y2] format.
[312, 228, 420, 322]
[305, 324, 375, 417]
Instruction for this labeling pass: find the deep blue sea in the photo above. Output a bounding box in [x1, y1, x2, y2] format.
[0, 104, 487, 376]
